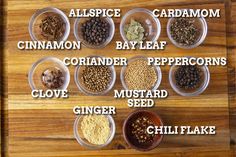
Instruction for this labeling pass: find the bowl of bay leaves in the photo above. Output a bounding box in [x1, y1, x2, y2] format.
[120, 8, 161, 43]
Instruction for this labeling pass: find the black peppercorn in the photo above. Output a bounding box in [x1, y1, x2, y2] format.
[175, 65, 202, 89]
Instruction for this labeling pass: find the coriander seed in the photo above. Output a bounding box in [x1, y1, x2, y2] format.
[81, 65, 112, 93]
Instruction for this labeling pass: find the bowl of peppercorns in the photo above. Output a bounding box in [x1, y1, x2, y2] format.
[123, 110, 163, 151]
[74, 16, 115, 49]
[169, 61, 210, 96]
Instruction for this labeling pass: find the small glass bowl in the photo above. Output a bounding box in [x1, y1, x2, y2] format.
[167, 11, 207, 49]
[123, 109, 163, 151]
[74, 17, 115, 49]
[74, 115, 116, 149]
[169, 63, 210, 96]
[74, 56, 116, 95]
[120, 8, 161, 42]
[28, 57, 70, 90]
[29, 7, 70, 41]
[120, 56, 162, 90]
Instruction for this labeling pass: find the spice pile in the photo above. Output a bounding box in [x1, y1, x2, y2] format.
[81, 115, 110, 145]
[39, 15, 65, 41]
[41, 67, 65, 89]
[81, 17, 110, 45]
[124, 59, 157, 90]
[124, 19, 147, 42]
[131, 116, 155, 144]
[81, 65, 112, 93]
[170, 18, 200, 46]
[175, 65, 202, 89]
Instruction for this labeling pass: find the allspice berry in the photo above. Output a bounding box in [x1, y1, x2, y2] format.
[81, 17, 110, 46]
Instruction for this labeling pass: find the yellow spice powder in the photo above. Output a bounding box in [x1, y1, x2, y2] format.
[81, 115, 110, 145]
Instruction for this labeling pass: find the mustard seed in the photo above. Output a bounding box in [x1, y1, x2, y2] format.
[124, 59, 157, 90]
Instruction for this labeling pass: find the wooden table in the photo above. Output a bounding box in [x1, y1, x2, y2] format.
[2, 0, 236, 157]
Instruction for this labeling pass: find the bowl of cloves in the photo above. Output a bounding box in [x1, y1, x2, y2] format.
[74, 16, 115, 49]
[167, 9, 207, 49]
[29, 7, 70, 42]
[28, 57, 70, 90]
[169, 59, 210, 96]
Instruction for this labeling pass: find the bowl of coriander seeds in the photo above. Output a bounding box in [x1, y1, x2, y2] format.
[74, 56, 116, 95]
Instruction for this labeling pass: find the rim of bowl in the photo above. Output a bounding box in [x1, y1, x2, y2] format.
[120, 8, 161, 43]
[74, 55, 116, 96]
[166, 10, 208, 49]
[73, 115, 116, 149]
[123, 109, 164, 151]
[168, 61, 210, 97]
[28, 56, 70, 90]
[28, 7, 70, 42]
[120, 56, 162, 90]
[74, 16, 115, 49]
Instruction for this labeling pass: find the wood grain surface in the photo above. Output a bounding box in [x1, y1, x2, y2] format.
[2, 0, 236, 157]
[1, 0, 6, 156]
[226, 0, 236, 156]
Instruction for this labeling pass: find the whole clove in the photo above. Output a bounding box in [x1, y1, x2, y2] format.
[41, 67, 65, 89]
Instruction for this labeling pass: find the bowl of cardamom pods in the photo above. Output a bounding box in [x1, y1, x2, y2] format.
[167, 9, 208, 49]
[120, 8, 161, 43]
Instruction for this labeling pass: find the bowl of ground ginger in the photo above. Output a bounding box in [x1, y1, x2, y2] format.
[74, 115, 116, 149]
